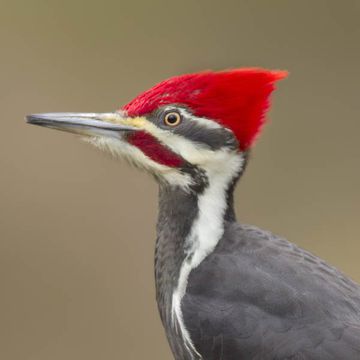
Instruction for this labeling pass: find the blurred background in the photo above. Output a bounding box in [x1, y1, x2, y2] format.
[1, 1, 360, 359]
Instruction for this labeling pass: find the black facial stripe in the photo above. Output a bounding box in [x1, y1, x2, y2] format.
[147, 106, 239, 151]
[173, 121, 237, 150]
[181, 164, 209, 194]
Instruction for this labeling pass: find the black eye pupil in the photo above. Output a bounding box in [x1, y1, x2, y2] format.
[167, 114, 178, 123]
[164, 112, 181, 126]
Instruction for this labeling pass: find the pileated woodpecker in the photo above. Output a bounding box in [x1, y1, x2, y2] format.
[27, 69, 360, 359]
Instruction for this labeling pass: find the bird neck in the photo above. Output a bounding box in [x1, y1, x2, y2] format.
[156, 176, 237, 273]
[154, 165, 240, 335]
[155, 153, 246, 286]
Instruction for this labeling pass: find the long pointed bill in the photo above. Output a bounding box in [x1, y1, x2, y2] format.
[26, 112, 138, 138]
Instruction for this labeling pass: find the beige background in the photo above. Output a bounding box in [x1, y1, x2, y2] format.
[1, 1, 360, 359]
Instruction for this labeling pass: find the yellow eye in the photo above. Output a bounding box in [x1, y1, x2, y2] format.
[164, 112, 181, 126]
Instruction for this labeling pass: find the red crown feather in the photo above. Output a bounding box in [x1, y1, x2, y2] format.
[122, 68, 287, 150]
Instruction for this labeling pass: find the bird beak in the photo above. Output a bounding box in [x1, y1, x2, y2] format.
[26, 112, 138, 138]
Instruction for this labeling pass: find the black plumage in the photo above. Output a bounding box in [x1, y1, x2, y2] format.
[156, 182, 360, 359]
[184, 223, 360, 359]
[26, 69, 360, 359]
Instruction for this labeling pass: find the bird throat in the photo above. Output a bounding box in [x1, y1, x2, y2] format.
[155, 156, 243, 359]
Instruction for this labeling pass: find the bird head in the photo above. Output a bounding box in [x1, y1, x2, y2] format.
[27, 68, 286, 191]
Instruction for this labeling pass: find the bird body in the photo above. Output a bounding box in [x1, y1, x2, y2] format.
[183, 224, 360, 359]
[155, 172, 360, 359]
[27, 68, 360, 359]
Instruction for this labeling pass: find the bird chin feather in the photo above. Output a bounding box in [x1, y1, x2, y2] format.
[83, 136, 193, 189]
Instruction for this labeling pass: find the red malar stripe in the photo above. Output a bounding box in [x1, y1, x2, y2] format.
[127, 131, 184, 168]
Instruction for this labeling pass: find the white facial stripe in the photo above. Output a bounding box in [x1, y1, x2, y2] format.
[83, 110, 239, 192]
[129, 118, 236, 167]
[163, 106, 223, 130]
[84, 136, 192, 189]
[171, 152, 244, 359]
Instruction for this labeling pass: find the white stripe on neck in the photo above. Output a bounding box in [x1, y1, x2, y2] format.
[171, 152, 244, 359]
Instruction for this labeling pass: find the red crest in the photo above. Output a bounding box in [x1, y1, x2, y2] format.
[123, 68, 287, 150]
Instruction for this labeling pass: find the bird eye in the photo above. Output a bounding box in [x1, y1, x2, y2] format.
[164, 112, 181, 127]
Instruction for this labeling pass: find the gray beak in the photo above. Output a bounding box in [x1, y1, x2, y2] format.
[26, 112, 138, 138]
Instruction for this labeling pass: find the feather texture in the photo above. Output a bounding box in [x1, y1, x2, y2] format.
[123, 68, 287, 149]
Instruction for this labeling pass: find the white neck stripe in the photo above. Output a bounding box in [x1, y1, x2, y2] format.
[171, 153, 244, 359]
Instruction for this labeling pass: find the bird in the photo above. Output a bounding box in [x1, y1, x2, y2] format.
[26, 68, 360, 360]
